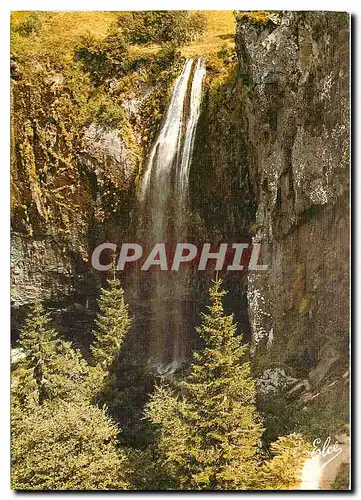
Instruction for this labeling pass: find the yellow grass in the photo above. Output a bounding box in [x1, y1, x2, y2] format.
[182, 11, 236, 57]
[11, 11, 236, 62]
[11, 12, 117, 64]
[11, 11, 117, 41]
[128, 11, 236, 59]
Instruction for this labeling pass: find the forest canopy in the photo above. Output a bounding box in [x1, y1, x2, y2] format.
[11, 279, 311, 490]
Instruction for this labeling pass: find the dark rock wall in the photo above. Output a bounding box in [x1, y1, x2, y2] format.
[233, 11, 349, 423]
[11, 77, 142, 338]
[190, 67, 255, 340]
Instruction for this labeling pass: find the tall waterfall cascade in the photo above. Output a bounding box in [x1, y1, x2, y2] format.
[139, 57, 206, 373]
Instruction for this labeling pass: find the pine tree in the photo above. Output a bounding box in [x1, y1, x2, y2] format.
[11, 398, 130, 490]
[14, 302, 89, 407]
[91, 278, 132, 370]
[12, 302, 131, 490]
[256, 434, 311, 490]
[90, 278, 153, 449]
[145, 279, 263, 490]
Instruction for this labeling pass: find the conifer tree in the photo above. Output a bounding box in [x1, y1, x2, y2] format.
[91, 278, 132, 370]
[12, 302, 131, 490]
[15, 302, 89, 407]
[90, 278, 152, 449]
[256, 434, 311, 490]
[145, 279, 263, 490]
[12, 398, 130, 490]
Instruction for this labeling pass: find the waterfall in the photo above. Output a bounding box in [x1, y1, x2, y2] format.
[177, 58, 206, 200]
[138, 58, 206, 373]
[140, 58, 194, 203]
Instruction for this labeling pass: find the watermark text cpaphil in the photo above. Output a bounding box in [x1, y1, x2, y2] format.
[91, 242, 269, 272]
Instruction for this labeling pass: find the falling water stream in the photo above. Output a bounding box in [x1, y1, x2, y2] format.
[139, 58, 206, 373]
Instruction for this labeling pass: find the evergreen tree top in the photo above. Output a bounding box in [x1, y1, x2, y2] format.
[91, 277, 132, 370]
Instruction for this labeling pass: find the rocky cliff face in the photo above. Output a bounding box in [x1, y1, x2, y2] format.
[188, 14, 349, 436]
[233, 11, 349, 441]
[10, 71, 161, 338]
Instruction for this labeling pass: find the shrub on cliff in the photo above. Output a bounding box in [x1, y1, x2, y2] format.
[75, 31, 129, 85]
[154, 42, 182, 71]
[14, 12, 42, 37]
[234, 11, 277, 26]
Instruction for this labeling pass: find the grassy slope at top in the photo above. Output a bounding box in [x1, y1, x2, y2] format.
[11, 11, 117, 66]
[182, 11, 235, 57]
[129, 11, 236, 58]
[11, 11, 236, 64]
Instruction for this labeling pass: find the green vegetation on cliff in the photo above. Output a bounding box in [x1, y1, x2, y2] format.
[10, 11, 194, 235]
[10, 10, 235, 234]
[234, 11, 278, 25]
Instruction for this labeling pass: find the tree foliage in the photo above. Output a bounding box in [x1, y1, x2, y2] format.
[145, 279, 263, 490]
[11, 300, 131, 490]
[256, 434, 311, 490]
[91, 279, 155, 449]
[117, 11, 207, 46]
[14, 302, 90, 407]
[11, 282, 312, 491]
[12, 399, 129, 490]
[145, 280, 312, 490]
[75, 31, 129, 85]
[91, 278, 132, 370]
